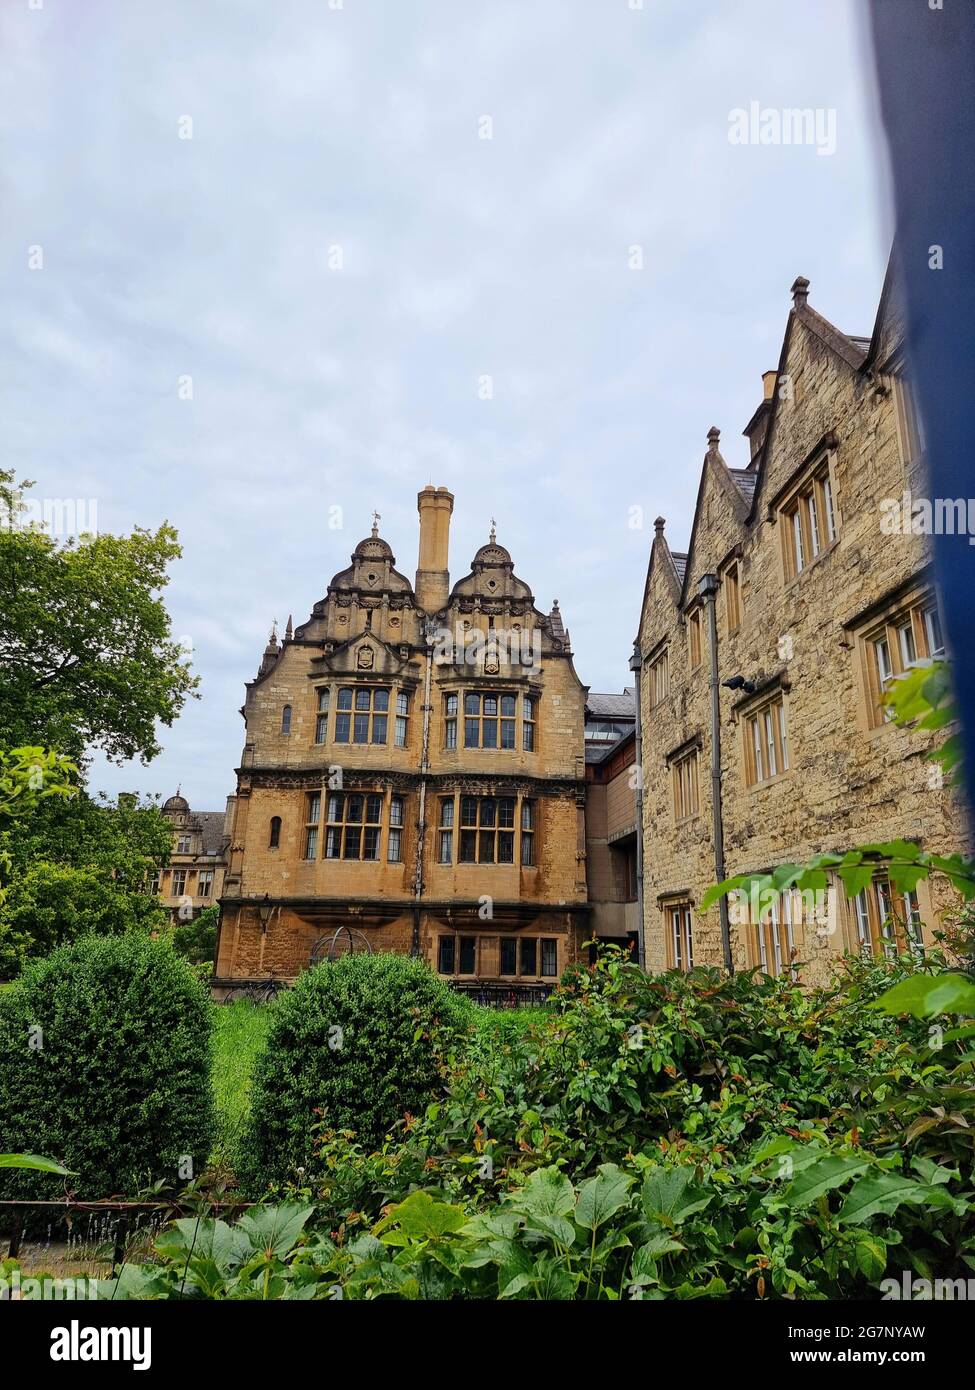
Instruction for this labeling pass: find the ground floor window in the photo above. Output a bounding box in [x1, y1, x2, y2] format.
[850, 875, 923, 960]
[666, 901, 694, 971]
[438, 934, 560, 979]
[437, 935, 476, 976]
[742, 889, 804, 979]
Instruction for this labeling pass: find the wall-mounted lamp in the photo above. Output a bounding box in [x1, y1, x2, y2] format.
[258, 893, 273, 933]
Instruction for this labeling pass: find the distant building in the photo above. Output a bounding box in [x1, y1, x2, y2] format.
[584, 692, 639, 958]
[215, 488, 589, 1000]
[156, 793, 233, 922]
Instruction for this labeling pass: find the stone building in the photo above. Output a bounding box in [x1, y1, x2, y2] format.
[584, 691, 639, 956]
[156, 792, 233, 922]
[214, 487, 589, 999]
[634, 264, 967, 986]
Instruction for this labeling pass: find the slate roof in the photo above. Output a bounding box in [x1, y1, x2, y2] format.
[672, 552, 688, 584]
[585, 690, 636, 719]
[729, 469, 758, 505]
[197, 812, 229, 855]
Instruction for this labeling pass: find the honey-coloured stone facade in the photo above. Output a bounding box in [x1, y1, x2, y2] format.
[215, 488, 589, 991]
[635, 264, 969, 986]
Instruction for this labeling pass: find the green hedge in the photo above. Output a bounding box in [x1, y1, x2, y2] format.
[241, 953, 460, 1192]
[0, 934, 214, 1205]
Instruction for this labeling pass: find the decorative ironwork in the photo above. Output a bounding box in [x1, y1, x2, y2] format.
[310, 925, 375, 965]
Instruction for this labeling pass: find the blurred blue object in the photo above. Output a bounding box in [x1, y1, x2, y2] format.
[868, 0, 975, 827]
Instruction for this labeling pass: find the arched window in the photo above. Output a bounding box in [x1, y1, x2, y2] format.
[269, 816, 281, 849]
[281, 705, 292, 734]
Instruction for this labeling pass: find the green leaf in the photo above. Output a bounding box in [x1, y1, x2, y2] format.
[575, 1164, 633, 1231]
[0, 1152, 74, 1174]
[516, 1165, 576, 1221]
[838, 1173, 931, 1225]
[531, 1260, 576, 1300]
[378, 1190, 467, 1241]
[237, 1204, 314, 1258]
[779, 1155, 870, 1208]
[631, 1235, 683, 1280]
[854, 1235, 887, 1280]
[640, 1166, 713, 1225]
[873, 973, 975, 1018]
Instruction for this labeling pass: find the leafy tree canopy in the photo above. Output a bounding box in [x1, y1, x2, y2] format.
[0, 469, 198, 765]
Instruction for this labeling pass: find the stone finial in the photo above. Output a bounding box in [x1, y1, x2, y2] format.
[654, 516, 666, 537]
[791, 275, 810, 307]
[707, 426, 721, 453]
[371, 510, 381, 537]
[284, 614, 293, 641]
[267, 620, 278, 648]
[489, 517, 497, 543]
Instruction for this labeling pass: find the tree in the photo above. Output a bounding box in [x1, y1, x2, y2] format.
[0, 861, 168, 979]
[0, 470, 198, 765]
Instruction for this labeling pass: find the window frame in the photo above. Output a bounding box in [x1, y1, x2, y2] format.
[672, 748, 700, 823]
[324, 790, 385, 862]
[722, 561, 742, 635]
[458, 794, 517, 864]
[780, 453, 839, 582]
[860, 592, 945, 728]
[687, 606, 703, 671]
[333, 686, 390, 745]
[647, 647, 669, 708]
[848, 873, 924, 960]
[463, 691, 518, 750]
[315, 687, 329, 745]
[743, 692, 790, 787]
[667, 901, 694, 972]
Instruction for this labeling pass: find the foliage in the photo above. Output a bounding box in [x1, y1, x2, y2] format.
[239, 953, 462, 1194]
[76, 942, 975, 1301]
[0, 1154, 73, 1173]
[0, 745, 78, 908]
[0, 746, 77, 821]
[0, 862, 166, 979]
[169, 904, 219, 965]
[0, 469, 198, 765]
[0, 791, 171, 976]
[0, 934, 214, 1204]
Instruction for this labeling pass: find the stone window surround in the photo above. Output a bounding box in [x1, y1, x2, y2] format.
[771, 434, 841, 586]
[437, 790, 538, 867]
[666, 735, 702, 823]
[646, 640, 670, 708]
[844, 577, 944, 734]
[309, 678, 419, 748]
[300, 786, 406, 862]
[439, 679, 542, 754]
[737, 684, 792, 789]
[435, 930, 560, 981]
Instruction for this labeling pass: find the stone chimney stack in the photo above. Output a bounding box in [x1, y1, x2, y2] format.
[743, 371, 778, 462]
[415, 485, 454, 615]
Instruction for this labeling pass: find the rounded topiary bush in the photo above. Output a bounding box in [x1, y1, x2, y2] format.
[0, 933, 214, 1206]
[240, 952, 461, 1192]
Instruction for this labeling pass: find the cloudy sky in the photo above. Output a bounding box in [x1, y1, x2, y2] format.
[2, 0, 890, 811]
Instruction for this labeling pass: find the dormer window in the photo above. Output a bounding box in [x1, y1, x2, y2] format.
[780, 454, 838, 580]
